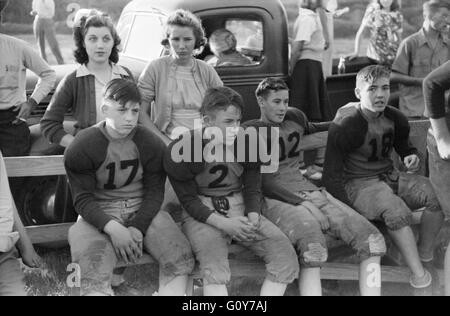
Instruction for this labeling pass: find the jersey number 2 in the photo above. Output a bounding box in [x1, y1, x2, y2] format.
[104, 159, 139, 190]
[209, 165, 229, 189]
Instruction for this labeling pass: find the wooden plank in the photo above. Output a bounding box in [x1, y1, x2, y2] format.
[115, 252, 439, 285]
[27, 223, 73, 244]
[28, 222, 442, 285]
[4, 155, 65, 177]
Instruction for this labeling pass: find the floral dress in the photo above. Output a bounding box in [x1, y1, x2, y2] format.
[363, 4, 403, 65]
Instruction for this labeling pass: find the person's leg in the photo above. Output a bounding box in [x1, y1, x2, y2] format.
[290, 60, 314, 119]
[446, 245, 450, 296]
[69, 218, 118, 296]
[307, 190, 385, 296]
[316, 61, 333, 121]
[0, 117, 31, 208]
[181, 211, 230, 296]
[428, 134, 450, 294]
[34, 17, 47, 61]
[347, 178, 428, 287]
[299, 268, 322, 297]
[398, 173, 444, 262]
[240, 216, 299, 296]
[263, 197, 326, 296]
[0, 249, 27, 296]
[144, 210, 195, 296]
[359, 256, 382, 296]
[44, 19, 64, 65]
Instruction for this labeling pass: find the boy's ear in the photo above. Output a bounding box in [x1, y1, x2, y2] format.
[101, 104, 109, 115]
[354, 87, 362, 100]
[256, 96, 265, 108]
[202, 115, 212, 127]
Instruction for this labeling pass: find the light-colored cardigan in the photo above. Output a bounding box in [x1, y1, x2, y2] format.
[138, 56, 223, 133]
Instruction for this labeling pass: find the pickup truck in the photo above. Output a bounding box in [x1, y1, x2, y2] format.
[21, 0, 368, 225]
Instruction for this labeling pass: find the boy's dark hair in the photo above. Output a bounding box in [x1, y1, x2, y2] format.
[200, 86, 244, 117]
[103, 78, 141, 106]
[424, 0, 450, 16]
[356, 65, 391, 88]
[161, 9, 207, 51]
[73, 12, 121, 65]
[255, 77, 289, 99]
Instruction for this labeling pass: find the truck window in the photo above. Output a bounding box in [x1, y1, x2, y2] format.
[122, 14, 165, 61]
[225, 19, 264, 65]
[116, 14, 133, 50]
[205, 19, 264, 68]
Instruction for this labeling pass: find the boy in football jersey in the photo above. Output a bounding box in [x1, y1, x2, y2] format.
[245, 78, 386, 296]
[323, 65, 444, 289]
[64, 79, 195, 296]
[164, 86, 299, 296]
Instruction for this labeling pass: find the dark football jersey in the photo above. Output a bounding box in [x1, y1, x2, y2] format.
[245, 108, 320, 192]
[95, 127, 144, 201]
[195, 147, 244, 197]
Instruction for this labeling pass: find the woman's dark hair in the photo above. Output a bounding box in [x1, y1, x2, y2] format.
[103, 78, 141, 106]
[73, 12, 121, 65]
[161, 9, 207, 51]
[374, 0, 401, 11]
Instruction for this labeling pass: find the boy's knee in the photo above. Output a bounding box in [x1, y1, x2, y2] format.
[356, 233, 387, 260]
[81, 277, 115, 296]
[160, 251, 196, 279]
[342, 216, 387, 259]
[384, 207, 413, 231]
[425, 196, 443, 214]
[201, 261, 231, 285]
[267, 239, 300, 283]
[300, 242, 328, 268]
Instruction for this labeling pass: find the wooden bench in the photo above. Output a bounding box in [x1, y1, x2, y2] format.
[4, 150, 443, 294]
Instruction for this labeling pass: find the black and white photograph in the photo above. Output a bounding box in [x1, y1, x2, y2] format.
[0, 0, 450, 300]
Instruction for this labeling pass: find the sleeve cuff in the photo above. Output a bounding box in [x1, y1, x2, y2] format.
[52, 129, 69, 145]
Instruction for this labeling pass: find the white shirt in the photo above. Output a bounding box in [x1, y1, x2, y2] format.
[293, 8, 325, 62]
[0, 151, 19, 252]
[75, 64, 130, 123]
[32, 0, 55, 19]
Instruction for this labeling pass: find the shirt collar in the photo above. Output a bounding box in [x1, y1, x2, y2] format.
[168, 56, 197, 73]
[76, 63, 128, 78]
[417, 27, 449, 47]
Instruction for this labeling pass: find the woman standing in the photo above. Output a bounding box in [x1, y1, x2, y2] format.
[289, 0, 332, 122]
[40, 11, 133, 224]
[138, 9, 223, 144]
[350, 0, 403, 66]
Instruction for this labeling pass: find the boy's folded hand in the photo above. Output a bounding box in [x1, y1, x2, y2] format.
[104, 221, 139, 264]
[222, 217, 256, 242]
